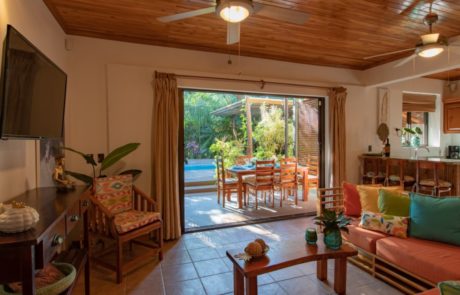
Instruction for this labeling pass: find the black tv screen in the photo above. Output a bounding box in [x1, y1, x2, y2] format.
[0, 25, 67, 139]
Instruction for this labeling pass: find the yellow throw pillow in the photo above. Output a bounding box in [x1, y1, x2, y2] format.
[357, 185, 400, 213]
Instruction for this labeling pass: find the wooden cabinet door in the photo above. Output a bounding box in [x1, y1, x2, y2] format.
[444, 102, 460, 133]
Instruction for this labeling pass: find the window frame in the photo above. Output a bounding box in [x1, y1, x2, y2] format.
[403, 111, 429, 146]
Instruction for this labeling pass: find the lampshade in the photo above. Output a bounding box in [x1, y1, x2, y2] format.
[217, 0, 253, 23]
[417, 44, 445, 58]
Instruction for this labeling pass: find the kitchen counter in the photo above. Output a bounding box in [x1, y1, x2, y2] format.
[359, 155, 460, 195]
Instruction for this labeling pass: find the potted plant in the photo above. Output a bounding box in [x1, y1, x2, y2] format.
[402, 127, 423, 148]
[63, 143, 141, 186]
[314, 209, 351, 250]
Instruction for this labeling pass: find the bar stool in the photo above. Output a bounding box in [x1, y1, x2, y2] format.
[414, 161, 452, 196]
[361, 157, 385, 184]
[384, 158, 415, 189]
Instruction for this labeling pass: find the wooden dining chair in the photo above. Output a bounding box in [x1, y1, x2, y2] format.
[276, 158, 298, 207]
[89, 174, 163, 283]
[216, 157, 238, 207]
[244, 160, 275, 209]
[298, 155, 320, 201]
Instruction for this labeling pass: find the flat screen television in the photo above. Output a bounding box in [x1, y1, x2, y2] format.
[0, 25, 67, 139]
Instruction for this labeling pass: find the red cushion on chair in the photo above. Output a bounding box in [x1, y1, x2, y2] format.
[343, 182, 361, 217]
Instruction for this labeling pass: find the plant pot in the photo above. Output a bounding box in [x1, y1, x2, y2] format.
[411, 137, 421, 148]
[323, 229, 342, 250]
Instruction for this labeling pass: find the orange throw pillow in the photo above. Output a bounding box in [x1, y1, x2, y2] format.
[342, 182, 361, 217]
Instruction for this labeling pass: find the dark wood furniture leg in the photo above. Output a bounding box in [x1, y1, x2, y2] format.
[334, 257, 347, 295]
[233, 265, 244, 295]
[83, 209, 91, 295]
[245, 276, 258, 295]
[316, 259, 327, 281]
[237, 174, 243, 209]
[22, 245, 36, 295]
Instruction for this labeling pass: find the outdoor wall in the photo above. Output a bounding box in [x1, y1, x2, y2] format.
[0, 0, 68, 201]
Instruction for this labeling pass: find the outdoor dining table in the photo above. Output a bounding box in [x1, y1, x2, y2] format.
[226, 165, 309, 209]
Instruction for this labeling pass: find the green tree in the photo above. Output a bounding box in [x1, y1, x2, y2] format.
[253, 104, 294, 159]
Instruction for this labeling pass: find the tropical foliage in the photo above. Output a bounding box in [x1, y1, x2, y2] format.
[253, 104, 294, 159]
[63, 143, 141, 185]
[209, 138, 245, 168]
[314, 209, 351, 234]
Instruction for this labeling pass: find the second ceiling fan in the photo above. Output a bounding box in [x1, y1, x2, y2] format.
[157, 0, 308, 45]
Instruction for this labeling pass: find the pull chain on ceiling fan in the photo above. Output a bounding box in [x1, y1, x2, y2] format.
[157, 0, 308, 45]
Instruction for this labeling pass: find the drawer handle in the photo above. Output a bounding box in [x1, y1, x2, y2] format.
[82, 200, 89, 207]
[70, 215, 79, 222]
[52, 234, 64, 246]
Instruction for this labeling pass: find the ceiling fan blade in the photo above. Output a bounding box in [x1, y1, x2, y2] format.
[394, 54, 417, 68]
[399, 0, 425, 15]
[364, 48, 415, 60]
[227, 22, 240, 45]
[253, 3, 308, 25]
[157, 6, 216, 23]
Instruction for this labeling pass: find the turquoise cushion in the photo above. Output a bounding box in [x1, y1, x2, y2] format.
[409, 193, 460, 246]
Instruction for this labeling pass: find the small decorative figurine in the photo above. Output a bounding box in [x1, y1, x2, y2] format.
[53, 155, 75, 192]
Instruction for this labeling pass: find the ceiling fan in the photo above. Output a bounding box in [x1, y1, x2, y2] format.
[157, 0, 308, 45]
[364, 1, 460, 67]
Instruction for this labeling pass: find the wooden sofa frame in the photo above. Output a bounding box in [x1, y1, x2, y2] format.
[317, 188, 436, 294]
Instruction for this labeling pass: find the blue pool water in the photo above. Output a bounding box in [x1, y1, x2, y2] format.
[184, 164, 216, 171]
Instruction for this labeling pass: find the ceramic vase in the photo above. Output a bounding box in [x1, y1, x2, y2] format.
[324, 229, 342, 250]
[411, 136, 421, 148]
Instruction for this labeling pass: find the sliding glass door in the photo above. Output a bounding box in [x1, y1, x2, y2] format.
[179, 89, 324, 232]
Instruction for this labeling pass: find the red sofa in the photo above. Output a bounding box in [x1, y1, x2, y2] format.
[317, 188, 460, 294]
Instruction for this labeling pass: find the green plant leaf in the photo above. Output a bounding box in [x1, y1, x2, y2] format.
[119, 169, 142, 179]
[62, 147, 97, 166]
[414, 126, 423, 135]
[65, 170, 93, 185]
[101, 143, 140, 171]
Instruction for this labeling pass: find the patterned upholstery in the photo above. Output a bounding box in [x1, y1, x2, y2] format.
[420, 179, 452, 188]
[114, 210, 161, 234]
[94, 175, 133, 214]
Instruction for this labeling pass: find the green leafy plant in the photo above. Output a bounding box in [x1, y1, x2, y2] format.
[209, 138, 244, 168]
[63, 143, 141, 185]
[314, 209, 351, 234]
[402, 127, 423, 137]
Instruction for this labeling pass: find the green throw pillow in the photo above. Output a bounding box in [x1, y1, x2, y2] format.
[409, 193, 460, 246]
[438, 281, 460, 295]
[378, 189, 410, 217]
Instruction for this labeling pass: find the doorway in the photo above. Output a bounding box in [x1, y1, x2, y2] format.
[179, 89, 325, 232]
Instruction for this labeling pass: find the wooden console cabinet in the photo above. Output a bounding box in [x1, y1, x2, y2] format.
[0, 187, 90, 295]
[444, 101, 460, 133]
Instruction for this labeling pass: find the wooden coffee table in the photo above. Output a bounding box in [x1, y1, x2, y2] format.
[226, 239, 357, 295]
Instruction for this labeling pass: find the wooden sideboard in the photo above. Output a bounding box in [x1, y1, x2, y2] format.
[0, 187, 90, 295]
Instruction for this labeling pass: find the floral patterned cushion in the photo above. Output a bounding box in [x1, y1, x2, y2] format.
[114, 210, 160, 234]
[359, 211, 409, 238]
[94, 175, 133, 214]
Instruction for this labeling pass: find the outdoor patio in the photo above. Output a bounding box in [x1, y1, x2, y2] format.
[185, 189, 317, 229]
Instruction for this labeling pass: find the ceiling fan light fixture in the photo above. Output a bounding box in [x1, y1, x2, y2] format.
[417, 44, 445, 58]
[217, 0, 253, 23]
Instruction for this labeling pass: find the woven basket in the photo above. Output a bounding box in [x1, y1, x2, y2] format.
[0, 262, 76, 295]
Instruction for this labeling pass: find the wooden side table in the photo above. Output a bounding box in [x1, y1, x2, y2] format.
[227, 239, 357, 295]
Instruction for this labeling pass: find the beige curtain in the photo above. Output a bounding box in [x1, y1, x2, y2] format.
[329, 87, 347, 187]
[152, 72, 181, 240]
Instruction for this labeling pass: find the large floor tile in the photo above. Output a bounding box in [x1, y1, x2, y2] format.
[269, 266, 305, 282]
[161, 262, 198, 283]
[259, 282, 288, 295]
[278, 276, 332, 295]
[200, 272, 234, 295]
[188, 247, 220, 262]
[194, 258, 230, 277]
[164, 278, 206, 295]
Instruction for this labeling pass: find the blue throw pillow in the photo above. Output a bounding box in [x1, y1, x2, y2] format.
[409, 193, 460, 246]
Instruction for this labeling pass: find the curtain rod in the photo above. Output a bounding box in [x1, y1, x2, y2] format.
[175, 74, 333, 90]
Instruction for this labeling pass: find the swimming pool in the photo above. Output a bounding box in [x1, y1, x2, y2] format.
[184, 164, 216, 171]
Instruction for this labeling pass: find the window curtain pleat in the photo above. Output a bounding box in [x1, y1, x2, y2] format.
[329, 87, 347, 187]
[152, 72, 181, 240]
[403, 93, 436, 112]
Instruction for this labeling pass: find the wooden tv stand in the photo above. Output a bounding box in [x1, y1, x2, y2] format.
[0, 187, 90, 295]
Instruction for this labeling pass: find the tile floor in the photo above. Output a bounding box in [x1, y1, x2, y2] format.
[185, 190, 317, 229]
[73, 217, 403, 295]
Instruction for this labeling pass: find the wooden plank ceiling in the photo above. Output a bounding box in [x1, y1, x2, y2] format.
[43, 0, 460, 70]
[424, 68, 460, 80]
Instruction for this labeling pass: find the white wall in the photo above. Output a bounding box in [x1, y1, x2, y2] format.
[0, 0, 68, 201]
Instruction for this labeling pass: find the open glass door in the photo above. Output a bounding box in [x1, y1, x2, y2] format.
[179, 90, 324, 232]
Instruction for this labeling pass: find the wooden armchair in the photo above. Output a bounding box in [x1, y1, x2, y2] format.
[89, 174, 163, 283]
